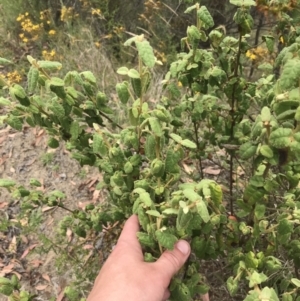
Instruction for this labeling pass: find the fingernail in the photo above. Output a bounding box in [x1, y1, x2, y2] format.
[175, 240, 190, 255]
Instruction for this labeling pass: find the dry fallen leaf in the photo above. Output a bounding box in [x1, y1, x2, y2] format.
[0, 202, 9, 209]
[8, 236, 17, 254]
[56, 289, 65, 301]
[35, 284, 48, 291]
[0, 263, 15, 276]
[20, 244, 39, 259]
[42, 274, 51, 283]
[203, 166, 221, 175]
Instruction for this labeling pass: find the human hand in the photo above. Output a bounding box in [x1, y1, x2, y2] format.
[87, 215, 191, 301]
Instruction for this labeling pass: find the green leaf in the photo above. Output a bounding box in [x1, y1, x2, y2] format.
[291, 278, 300, 288]
[50, 100, 65, 118]
[48, 137, 59, 148]
[0, 97, 11, 106]
[117, 67, 129, 75]
[0, 179, 16, 188]
[261, 106, 271, 122]
[139, 192, 152, 207]
[93, 134, 108, 156]
[80, 71, 96, 84]
[0, 57, 13, 65]
[280, 59, 300, 91]
[49, 77, 64, 87]
[269, 128, 292, 148]
[248, 271, 268, 288]
[227, 276, 239, 296]
[259, 145, 273, 158]
[137, 232, 156, 248]
[27, 67, 39, 92]
[183, 189, 201, 202]
[6, 116, 22, 131]
[145, 135, 156, 160]
[184, 4, 197, 14]
[146, 210, 162, 217]
[155, 230, 178, 250]
[70, 121, 80, 140]
[262, 35, 274, 53]
[116, 81, 130, 104]
[295, 105, 300, 121]
[170, 133, 182, 143]
[148, 117, 163, 137]
[38, 60, 62, 70]
[128, 69, 140, 79]
[196, 200, 210, 223]
[30, 178, 42, 187]
[135, 40, 155, 68]
[197, 6, 214, 29]
[181, 139, 197, 149]
[230, 0, 256, 6]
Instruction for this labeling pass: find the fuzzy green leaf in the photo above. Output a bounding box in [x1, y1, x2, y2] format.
[146, 210, 162, 217]
[295, 106, 300, 121]
[48, 137, 59, 148]
[248, 271, 268, 288]
[93, 134, 108, 156]
[6, 116, 22, 131]
[116, 81, 130, 104]
[128, 69, 140, 79]
[70, 121, 80, 140]
[184, 4, 197, 14]
[181, 139, 197, 149]
[227, 276, 239, 296]
[170, 133, 182, 143]
[269, 128, 292, 148]
[27, 67, 39, 92]
[155, 230, 178, 250]
[0, 57, 13, 65]
[197, 6, 214, 29]
[81, 71, 96, 84]
[117, 67, 129, 75]
[183, 189, 201, 202]
[196, 199, 210, 223]
[280, 59, 300, 91]
[0, 179, 16, 188]
[261, 106, 271, 122]
[291, 278, 300, 288]
[135, 40, 156, 68]
[0, 97, 11, 106]
[148, 117, 163, 137]
[38, 60, 62, 70]
[230, 0, 256, 6]
[259, 145, 273, 158]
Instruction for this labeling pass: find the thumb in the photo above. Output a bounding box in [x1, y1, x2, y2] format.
[154, 240, 190, 281]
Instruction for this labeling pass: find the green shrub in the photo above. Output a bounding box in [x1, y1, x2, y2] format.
[2, 1, 300, 300]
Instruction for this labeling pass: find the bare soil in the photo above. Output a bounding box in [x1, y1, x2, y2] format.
[0, 123, 106, 300]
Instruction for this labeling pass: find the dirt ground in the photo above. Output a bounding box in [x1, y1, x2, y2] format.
[0, 123, 106, 300]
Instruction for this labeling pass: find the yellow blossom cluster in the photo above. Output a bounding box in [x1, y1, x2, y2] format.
[1, 70, 22, 84]
[79, 0, 90, 7]
[42, 49, 56, 61]
[61, 6, 79, 22]
[113, 26, 125, 35]
[16, 11, 57, 44]
[16, 12, 43, 43]
[91, 8, 102, 16]
[246, 47, 269, 61]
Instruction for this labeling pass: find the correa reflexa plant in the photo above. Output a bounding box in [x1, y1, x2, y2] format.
[2, 0, 300, 300]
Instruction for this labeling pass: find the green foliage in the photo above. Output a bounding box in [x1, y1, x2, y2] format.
[3, 1, 300, 300]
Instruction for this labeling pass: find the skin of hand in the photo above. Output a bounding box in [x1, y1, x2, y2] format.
[87, 215, 191, 301]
